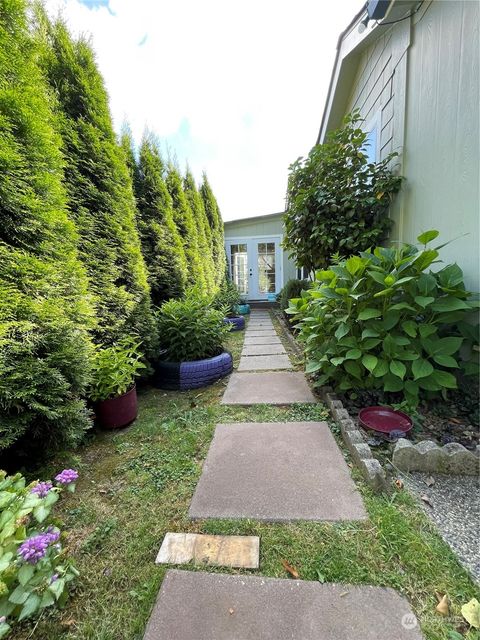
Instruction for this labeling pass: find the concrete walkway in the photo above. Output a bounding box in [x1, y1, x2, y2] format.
[144, 310, 422, 639]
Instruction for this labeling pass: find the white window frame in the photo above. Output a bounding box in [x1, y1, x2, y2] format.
[363, 110, 381, 164]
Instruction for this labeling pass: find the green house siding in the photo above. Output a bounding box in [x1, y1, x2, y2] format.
[322, 0, 479, 292]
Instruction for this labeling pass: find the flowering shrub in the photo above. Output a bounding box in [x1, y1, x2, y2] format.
[0, 469, 79, 637]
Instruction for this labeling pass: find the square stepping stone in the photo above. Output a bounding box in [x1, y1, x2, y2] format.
[156, 533, 259, 569]
[238, 354, 292, 371]
[243, 336, 282, 345]
[144, 570, 423, 640]
[242, 344, 286, 356]
[189, 422, 366, 521]
[221, 371, 316, 404]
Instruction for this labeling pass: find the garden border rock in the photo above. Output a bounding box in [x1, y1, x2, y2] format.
[319, 387, 389, 493]
[393, 438, 480, 475]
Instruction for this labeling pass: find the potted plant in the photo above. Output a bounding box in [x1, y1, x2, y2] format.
[237, 294, 250, 315]
[154, 291, 233, 390]
[213, 279, 245, 331]
[89, 338, 146, 429]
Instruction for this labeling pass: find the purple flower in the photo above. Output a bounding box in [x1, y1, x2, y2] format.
[55, 469, 78, 485]
[30, 481, 52, 498]
[50, 574, 59, 584]
[18, 529, 60, 565]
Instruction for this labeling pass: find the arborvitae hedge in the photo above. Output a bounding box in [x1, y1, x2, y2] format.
[183, 169, 215, 295]
[166, 165, 205, 290]
[129, 134, 188, 305]
[200, 173, 226, 288]
[0, 0, 94, 450]
[40, 17, 156, 353]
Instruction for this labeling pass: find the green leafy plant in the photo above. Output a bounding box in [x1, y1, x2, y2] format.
[283, 110, 402, 272]
[277, 279, 311, 311]
[212, 280, 241, 317]
[157, 290, 230, 361]
[287, 231, 479, 407]
[89, 338, 146, 402]
[0, 469, 79, 636]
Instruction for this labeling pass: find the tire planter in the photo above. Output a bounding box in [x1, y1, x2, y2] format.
[154, 351, 233, 390]
[94, 385, 138, 429]
[236, 304, 250, 315]
[224, 315, 245, 331]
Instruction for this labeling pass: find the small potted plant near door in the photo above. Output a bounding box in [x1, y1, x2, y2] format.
[237, 294, 250, 315]
[154, 290, 233, 390]
[213, 279, 245, 331]
[90, 338, 146, 429]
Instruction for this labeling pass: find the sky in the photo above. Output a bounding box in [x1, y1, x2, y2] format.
[44, 0, 361, 221]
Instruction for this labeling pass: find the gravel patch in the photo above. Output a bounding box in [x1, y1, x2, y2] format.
[402, 471, 480, 583]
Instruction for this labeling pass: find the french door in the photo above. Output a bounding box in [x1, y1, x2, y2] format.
[225, 237, 282, 300]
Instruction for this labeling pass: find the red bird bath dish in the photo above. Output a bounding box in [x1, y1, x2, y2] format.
[358, 406, 413, 440]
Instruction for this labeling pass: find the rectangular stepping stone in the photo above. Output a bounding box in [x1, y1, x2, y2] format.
[242, 343, 286, 356]
[155, 533, 259, 569]
[144, 570, 423, 640]
[244, 336, 282, 345]
[245, 330, 277, 337]
[221, 371, 316, 404]
[247, 322, 273, 328]
[238, 354, 292, 371]
[189, 422, 366, 521]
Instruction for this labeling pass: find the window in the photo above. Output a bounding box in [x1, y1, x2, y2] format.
[257, 242, 276, 293]
[297, 267, 310, 280]
[230, 244, 248, 295]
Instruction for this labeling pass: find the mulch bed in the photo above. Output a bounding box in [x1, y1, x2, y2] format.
[340, 384, 479, 451]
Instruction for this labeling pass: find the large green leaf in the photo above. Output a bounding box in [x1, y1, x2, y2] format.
[372, 359, 389, 377]
[382, 310, 400, 330]
[432, 369, 457, 388]
[417, 229, 439, 245]
[358, 308, 382, 320]
[433, 354, 459, 368]
[431, 297, 469, 313]
[344, 360, 362, 379]
[419, 324, 437, 338]
[361, 328, 380, 339]
[383, 374, 404, 392]
[390, 360, 406, 379]
[362, 354, 378, 372]
[334, 323, 349, 340]
[305, 361, 323, 374]
[414, 296, 434, 308]
[401, 321, 417, 337]
[412, 358, 434, 380]
[345, 349, 362, 360]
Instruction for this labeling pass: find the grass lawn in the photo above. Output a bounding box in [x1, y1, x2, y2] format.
[12, 328, 480, 640]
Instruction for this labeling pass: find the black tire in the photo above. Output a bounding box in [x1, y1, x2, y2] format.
[154, 351, 233, 390]
[224, 315, 245, 331]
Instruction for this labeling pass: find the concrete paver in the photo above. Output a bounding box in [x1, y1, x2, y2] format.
[242, 343, 287, 356]
[243, 336, 283, 345]
[238, 354, 292, 371]
[221, 371, 317, 404]
[143, 570, 423, 640]
[189, 422, 366, 521]
[244, 330, 277, 337]
[156, 533, 259, 569]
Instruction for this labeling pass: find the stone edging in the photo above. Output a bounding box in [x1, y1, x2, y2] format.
[272, 310, 303, 359]
[319, 387, 389, 493]
[393, 439, 480, 475]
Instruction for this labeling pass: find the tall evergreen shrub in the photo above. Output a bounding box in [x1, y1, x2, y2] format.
[200, 173, 226, 288]
[183, 169, 215, 295]
[166, 165, 205, 289]
[40, 17, 156, 352]
[0, 0, 94, 450]
[129, 134, 187, 305]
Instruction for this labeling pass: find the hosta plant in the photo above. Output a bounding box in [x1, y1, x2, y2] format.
[0, 469, 79, 637]
[89, 338, 146, 402]
[157, 289, 230, 361]
[287, 231, 479, 407]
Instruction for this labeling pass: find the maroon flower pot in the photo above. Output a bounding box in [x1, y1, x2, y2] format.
[94, 385, 138, 429]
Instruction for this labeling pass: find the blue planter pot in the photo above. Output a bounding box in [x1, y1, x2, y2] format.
[236, 304, 250, 315]
[224, 315, 245, 331]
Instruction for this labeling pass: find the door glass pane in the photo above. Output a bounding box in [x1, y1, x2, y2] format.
[230, 244, 248, 295]
[257, 242, 275, 293]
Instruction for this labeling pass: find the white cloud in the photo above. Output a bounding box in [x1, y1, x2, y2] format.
[44, 0, 361, 220]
